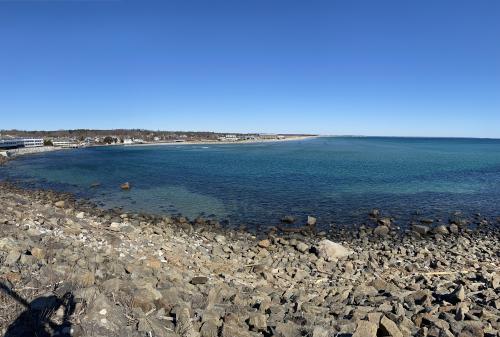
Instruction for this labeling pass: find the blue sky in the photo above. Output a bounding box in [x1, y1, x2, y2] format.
[1, 0, 499, 137]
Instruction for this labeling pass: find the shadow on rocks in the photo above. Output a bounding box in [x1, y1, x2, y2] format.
[1, 282, 76, 337]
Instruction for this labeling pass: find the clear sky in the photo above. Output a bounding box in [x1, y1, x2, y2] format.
[1, 0, 499, 137]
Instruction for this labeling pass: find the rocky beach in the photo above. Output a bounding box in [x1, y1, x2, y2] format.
[0, 182, 498, 337]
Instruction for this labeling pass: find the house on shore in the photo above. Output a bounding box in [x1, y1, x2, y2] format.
[52, 138, 79, 148]
[0, 138, 43, 149]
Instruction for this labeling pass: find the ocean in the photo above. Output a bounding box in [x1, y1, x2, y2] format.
[2, 137, 500, 229]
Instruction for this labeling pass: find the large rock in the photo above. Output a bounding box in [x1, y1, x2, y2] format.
[295, 242, 309, 253]
[353, 320, 378, 337]
[307, 216, 317, 226]
[85, 293, 127, 333]
[374, 225, 390, 236]
[377, 217, 392, 227]
[55, 200, 65, 208]
[379, 316, 403, 337]
[412, 224, 430, 235]
[248, 313, 267, 331]
[281, 215, 295, 224]
[316, 239, 352, 261]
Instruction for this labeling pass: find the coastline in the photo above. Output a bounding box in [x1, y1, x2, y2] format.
[0, 181, 498, 336]
[0, 135, 319, 164]
[120, 135, 320, 147]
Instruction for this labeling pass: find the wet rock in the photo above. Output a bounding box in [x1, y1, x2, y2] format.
[449, 223, 459, 233]
[378, 217, 392, 227]
[412, 224, 431, 235]
[374, 225, 390, 236]
[369, 209, 380, 218]
[433, 225, 449, 234]
[281, 215, 295, 224]
[307, 216, 317, 226]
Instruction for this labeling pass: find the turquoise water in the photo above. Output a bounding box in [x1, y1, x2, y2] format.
[2, 137, 500, 228]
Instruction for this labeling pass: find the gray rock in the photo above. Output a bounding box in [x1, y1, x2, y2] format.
[316, 239, 352, 261]
[374, 225, 390, 236]
[295, 242, 309, 253]
[248, 313, 267, 331]
[5, 249, 21, 266]
[412, 224, 430, 235]
[307, 216, 317, 226]
[353, 320, 378, 337]
[379, 315, 403, 337]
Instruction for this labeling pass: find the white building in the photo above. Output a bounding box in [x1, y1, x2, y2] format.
[53, 139, 79, 148]
[22, 138, 44, 147]
[218, 134, 239, 141]
[0, 138, 43, 149]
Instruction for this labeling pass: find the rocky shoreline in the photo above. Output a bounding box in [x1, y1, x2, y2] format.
[0, 182, 499, 337]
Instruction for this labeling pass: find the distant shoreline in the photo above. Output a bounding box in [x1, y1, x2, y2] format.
[120, 135, 319, 147]
[0, 135, 318, 164]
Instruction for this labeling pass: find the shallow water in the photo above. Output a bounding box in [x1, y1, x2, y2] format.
[2, 137, 500, 228]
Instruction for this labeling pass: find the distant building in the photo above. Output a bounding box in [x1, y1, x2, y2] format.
[218, 134, 239, 141]
[259, 134, 278, 140]
[0, 138, 43, 149]
[53, 138, 79, 148]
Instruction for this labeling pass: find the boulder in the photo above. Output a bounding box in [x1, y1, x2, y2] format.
[316, 239, 352, 261]
[377, 217, 392, 227]
[379, 316, 403, 337]
[281, 215, 295, 224]
[433, 225, 449, 234]
[55, 200, 65, 208]
[412, 224, 430, 235]
[369, 209, 380, 218]
[307, 216, 317, 226]
[248, 313, 267, 331]
[295, 242, 309, 253]
[374, 225, 390, 236]
[258, 239, 271, 248]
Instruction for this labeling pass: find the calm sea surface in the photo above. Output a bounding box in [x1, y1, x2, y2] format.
[2, 137, 500, 228]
